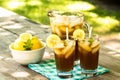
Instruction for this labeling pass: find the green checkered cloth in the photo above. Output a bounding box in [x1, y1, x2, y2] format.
[28, 59, 109, 80]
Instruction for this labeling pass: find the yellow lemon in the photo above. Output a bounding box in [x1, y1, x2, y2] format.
[31, 36, 43, 50]
[46, 34, 61, 48]
[73, 29, 85, 40]
[19, 33, 32, 42]
[13, 39, 25, 50]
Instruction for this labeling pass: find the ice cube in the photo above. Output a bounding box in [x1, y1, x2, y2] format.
[79, 42, 91, 52]
[62, 41, 75, 54]
[54, 16, 64, 24]
[69, 16, 83, 27]
[59, 25, 66, 33]
[54, 41, 65, 48]
[91, 41, 100, 48]
[68, 27, 74, 33]
[69, 15, 78, 21]
[51, 25, 56, 33]
[55, 27, 63, 37]
[92, 45, 100, 54]
[54, 48, 63, 55]
[74, 25, 81, 29]
[54, 15, 69, 25]
[65, 46, 75, 58]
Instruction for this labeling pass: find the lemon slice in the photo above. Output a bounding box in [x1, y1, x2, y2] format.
[73, 29, 85, 40]
[19, 33, 32, 42]
[46, 34, 61, 48]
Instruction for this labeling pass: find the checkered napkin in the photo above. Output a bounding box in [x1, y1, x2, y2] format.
[28, 59, 109, 80]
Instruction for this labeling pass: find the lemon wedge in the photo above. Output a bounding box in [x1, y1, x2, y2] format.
[73, 29, 85, 40]
[19, 33, 32, 42]
[46, 34, 61, 48]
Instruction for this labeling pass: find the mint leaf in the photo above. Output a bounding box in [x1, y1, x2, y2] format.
[88, 37, 94, 43]
[23, 39, 33, 50]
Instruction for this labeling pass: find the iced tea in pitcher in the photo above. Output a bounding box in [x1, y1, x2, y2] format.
[48, 10, 84, 39]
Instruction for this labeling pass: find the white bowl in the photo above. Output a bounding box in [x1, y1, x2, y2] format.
[9, 42, 46, 65]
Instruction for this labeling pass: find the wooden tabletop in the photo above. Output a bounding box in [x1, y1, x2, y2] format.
[0, 7, 120, 80]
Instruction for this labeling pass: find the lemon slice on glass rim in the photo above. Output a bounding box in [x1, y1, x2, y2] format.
[73, 29, 85, 40]
[19, 33, 32, 42]
[46, 34, 61, 48]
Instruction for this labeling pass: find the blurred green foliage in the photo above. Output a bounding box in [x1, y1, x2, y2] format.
[0, 0, 120, 35]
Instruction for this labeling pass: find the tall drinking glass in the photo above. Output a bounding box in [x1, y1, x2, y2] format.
[53, 39, 75, 78]
[78, 35, 100, 76]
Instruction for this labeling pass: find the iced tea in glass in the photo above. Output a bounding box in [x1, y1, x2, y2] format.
[53, 40, 75, 78]
[78, 35, 100, 75]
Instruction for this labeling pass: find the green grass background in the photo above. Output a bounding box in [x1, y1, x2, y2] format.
[0, 0, 120, 35]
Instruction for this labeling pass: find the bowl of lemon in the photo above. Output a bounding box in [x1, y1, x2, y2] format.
[9, 33, 46, 65]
